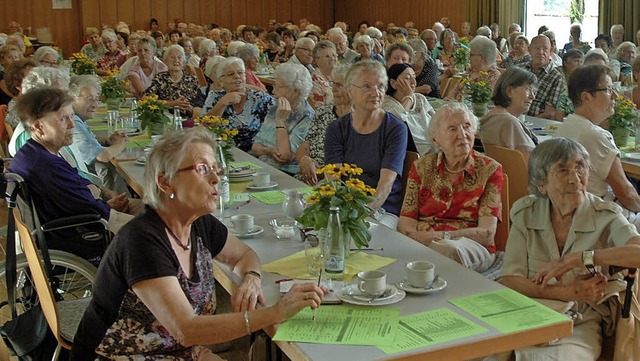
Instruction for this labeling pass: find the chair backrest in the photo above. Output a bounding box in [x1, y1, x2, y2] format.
[484, 144, 529, 208]
[402, 151, 420, 198]
[495, 173, 510, 252]
[13, 208, 72, 349]
[194, 67, 208, 87]
[0, 105, 10, 158]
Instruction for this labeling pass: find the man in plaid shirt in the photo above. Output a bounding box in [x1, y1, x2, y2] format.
[520, 35, 567, 119]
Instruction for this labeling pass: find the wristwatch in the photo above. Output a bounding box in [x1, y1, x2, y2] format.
[582, 250, 595, 269]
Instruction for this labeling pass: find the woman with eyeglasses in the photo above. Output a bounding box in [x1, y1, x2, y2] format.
[309, 40, 338, 109]
[201, 57, 275, 152]
[479, 67, 538, 163]
[324, 60, 407, 229]
[555, 65, 640, 228]
[72, 127, 327, 360]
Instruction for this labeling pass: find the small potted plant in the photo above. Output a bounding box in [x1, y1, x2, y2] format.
[461, 71, 493, 117]
[609, 95, 637, 148]
[137, 95, 170, 136]
[297, 163, 376, 255]
[452, 47, 469, 73]
[70, 52, 97, 75]
[194, 114, 239, 162]
[101, 69, 128, 111]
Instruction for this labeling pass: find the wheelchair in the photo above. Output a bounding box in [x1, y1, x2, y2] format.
[0, 171, 110, 325]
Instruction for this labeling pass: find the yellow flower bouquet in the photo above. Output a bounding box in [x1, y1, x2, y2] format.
[195, 115, 239, 161]
[70, 52, 97, 75]
[297, 163, 377, 249]
[101, 69, 128, 100]
[138, 95, 170, 135]
[462, 71, 493, 104]
[609, 95, 637, 130]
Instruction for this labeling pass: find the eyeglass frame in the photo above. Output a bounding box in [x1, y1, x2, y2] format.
[351, 83, 387, 93]
[177, 162, 218, 177]
[589, 87, 617, 96]
[550, 163, 588, 179]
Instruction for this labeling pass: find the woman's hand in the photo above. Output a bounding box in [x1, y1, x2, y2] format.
[221, 91, 245, 106]
[275, 97, 292, 122]
[232, 272, 265, 312]
[565, 273, 607, 303]
[107, 192, 130, 213]
[299, 156, 318, 185]
[168, 96, 191, 110]
[394, 77, 414, 99]
[532, 253, 583, 287]
[270, 147, 288, 163]
[405, 228, 440, 246]
[274, 283, 328, 322]
[108, 131, 128, 145]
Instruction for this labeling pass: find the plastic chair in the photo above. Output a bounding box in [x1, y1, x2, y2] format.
[14, 208, 91, 361]
[484, 144, 529, 208]
[194, 67, 208, 87]
[402, 151, 420, 199]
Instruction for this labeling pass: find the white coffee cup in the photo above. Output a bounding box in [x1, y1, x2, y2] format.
[357, 270, 386, 297]
[406, 261, 435, 288]
[229, 214, 254, 234]
[253, 172, 270, 187]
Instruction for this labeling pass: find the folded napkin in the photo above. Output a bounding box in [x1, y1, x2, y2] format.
[262, 250, 395, 282]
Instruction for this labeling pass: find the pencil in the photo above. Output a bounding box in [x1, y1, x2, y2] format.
[313, 269, 322, 321]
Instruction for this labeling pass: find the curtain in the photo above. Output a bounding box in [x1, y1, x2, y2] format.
[498, 0, 524, 38]
[465, 0, 498, 31]
[598, 0, 639, 42]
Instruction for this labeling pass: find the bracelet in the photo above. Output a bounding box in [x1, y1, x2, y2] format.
[244, 270, 262, 280]
[401, 95, 414, 102]
[243, 310, 251, 335]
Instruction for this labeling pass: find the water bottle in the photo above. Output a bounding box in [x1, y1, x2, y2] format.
[130, 99, 139, 131]
[173, 106, 183, 131]
[324, 206, 344, 280]
[215, 139, 230, 214]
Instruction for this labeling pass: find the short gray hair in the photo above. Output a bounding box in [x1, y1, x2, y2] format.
[205, 55, 225, 79]
[198, 39, 217, 56]
[216, 56, 245, 79]
[470, 35, 497, 65]
[163, 44, 186, 63]
[427, 102, 477, 147]
[333, 64, 351, 79]
[275, 62, 313, 100]
[407, 39, 428, 58]
[616, 41, 636, 61]
[22, 66, 70, 93]
[384, 42, 413, 62]
[295, 37, 316, 50]
[69, 75, 101, 97]
[365, 27, 382, 39]
[312, 40, 336, 59]
[102, 30, 117, 42]
[33, 46, 60, 65]
[528, 138, 590, 197]
[226, 41, 246, 57]
[353, 35, 374, 49]
[137, 36, 157, 51]
[476, 26, 492, 38]
[143, 127, 217, 208]
[237, 43, 259, 61]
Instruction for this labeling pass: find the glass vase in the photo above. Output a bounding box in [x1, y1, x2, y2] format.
[105, 98, 123, 111]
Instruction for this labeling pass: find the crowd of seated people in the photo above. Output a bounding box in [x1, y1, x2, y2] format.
[3, 15, 640, 360]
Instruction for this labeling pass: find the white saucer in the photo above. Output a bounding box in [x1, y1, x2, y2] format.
[246, 182, 278, 190]
[397, 277, 447, 295]
[625, 152, 640, 161]
[337, 284, 405, 306]
[350, 285, 397, 302]
[230, 225, 264, 238]
[229, 167, 258, 178]
[135, 156, 146, 165]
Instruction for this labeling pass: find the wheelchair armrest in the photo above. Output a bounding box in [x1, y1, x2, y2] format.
[41, 214, 107, 232]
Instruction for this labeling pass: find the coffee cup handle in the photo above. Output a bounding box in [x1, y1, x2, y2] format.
[358, 279, 366, 294]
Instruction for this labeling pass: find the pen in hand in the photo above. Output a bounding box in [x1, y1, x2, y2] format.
[313, 269, 322, 321]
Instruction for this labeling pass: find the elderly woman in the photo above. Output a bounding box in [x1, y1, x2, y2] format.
[562, 23, 591, 54]
[97, 31, 126, 76]
[296, 65, 351, 185]
[352, 35, 385, 65]
[325, 60, 408, 229]
[33, 46, 59, 67]
[192, 55, 225, 118]
[237, 43, 268, 93]
[177, 37, 197, 69]
[202, 57, 274, 151]
[197, 39, 218, 72]
[557, 49, 584, 82]
[502, 137, 640, 360]
[7, 87, 134, 264]
[252, 63, 314, 175]
[81, 27, 107, 61]
[616, 41, 637, 86]
[385, 42, 413, 69]
[407, 39, 440, 98]
[382, 63, 435, 155]
[71, 128, 327, 359]
[480, 67, 538, 162]
[437, 29, 457, 66]
[144, 44, 198, 117]
[0, 59, 35, 113]
[555, 65, 640, 229]
[128, 36, 168, 98]
[398, 103, 503, 273]
[499, 34, 531, 69]
[308, 40, 337, 109]
[449, 36, 502, 101]
[0, 45, 24, 105]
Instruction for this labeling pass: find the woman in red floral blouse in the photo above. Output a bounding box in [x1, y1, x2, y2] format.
[397, 102, 503, 272]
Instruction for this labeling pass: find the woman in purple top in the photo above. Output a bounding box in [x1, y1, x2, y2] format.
[324, 60, 407, 229]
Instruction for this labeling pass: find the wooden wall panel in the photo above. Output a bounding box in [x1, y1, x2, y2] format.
[183, 1, 202, 26]
[132, 0, 152, 33]
[231, 0, 249, 29]
[262, 0, 279, 24]
[215, 0, 233, 28]
[98, 0, 117, 28]
[166, 0, 183, 23]
[117, 0, 135, 30]
[276, 0, 293, 24]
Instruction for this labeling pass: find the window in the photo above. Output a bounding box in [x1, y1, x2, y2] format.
[525, 0, 599, 51]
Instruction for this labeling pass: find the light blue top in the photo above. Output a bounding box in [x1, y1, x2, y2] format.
[71, 115, 104, 165]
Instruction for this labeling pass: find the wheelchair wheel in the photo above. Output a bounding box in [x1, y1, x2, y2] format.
[0, 249, 97, 324]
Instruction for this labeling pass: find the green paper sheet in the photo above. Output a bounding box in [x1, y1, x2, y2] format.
[378, 308, 487, 354]
[297, 186, 314, 198]
[231, 192, 250, 203]
[449, 288, 570, 334]
[230, 161, 262, 169]
[251, 190, 284, 204]
[89, 125, 109, 131]
[273, 305, 399, 346]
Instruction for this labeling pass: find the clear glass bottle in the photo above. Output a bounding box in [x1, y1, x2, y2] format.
[173, 106, 183, 131]
[130, 99, 139, 131]
[324, 206, 344, 280]
[215, 139, 230, 215]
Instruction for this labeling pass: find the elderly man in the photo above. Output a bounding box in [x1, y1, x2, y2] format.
[329, 31, 358, 64]
[519, 35, 566, 119]
[287, 37, 315, 73]
[420, 29, 439, 60]
[432, 22, 445, 41]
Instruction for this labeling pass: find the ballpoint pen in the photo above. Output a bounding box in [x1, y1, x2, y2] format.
[313, 269, 322, 321]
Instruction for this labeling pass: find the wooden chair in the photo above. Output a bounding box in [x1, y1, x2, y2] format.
[484, 144, 529, 208]
[402, 151, 420, 199]
[495, 173, 510, 252]
[194, 67, 208, 87]
[14, 208, 91, 360]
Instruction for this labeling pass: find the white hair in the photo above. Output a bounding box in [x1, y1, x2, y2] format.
[275, 62, 313, 100]
[22, 66, 70, 93]
[226, 41, 246, 57]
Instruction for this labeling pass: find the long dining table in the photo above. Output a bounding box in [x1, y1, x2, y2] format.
[111, 145, 572, 361]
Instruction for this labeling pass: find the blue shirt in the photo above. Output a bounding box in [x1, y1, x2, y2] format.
[253, 101, 314, 174]
[71, 115, 104, 165]
[324, 112, 408, 216]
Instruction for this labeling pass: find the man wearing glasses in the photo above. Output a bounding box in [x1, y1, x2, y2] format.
[288, 37, 316, 74]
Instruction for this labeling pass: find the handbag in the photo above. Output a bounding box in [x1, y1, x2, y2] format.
[0, 181, 58, 360]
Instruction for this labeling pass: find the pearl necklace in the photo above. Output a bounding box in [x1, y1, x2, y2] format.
[444, 161, 465, 173]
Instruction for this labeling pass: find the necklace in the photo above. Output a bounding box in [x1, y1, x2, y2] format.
[165, 225, 191, 251]
[444, 161, 465, 173]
